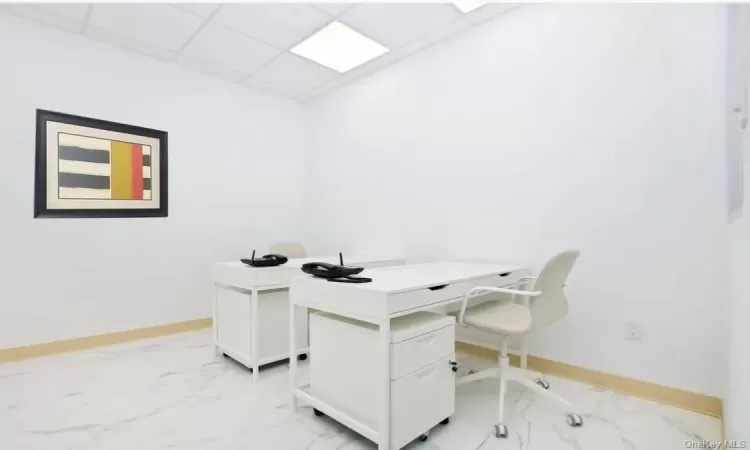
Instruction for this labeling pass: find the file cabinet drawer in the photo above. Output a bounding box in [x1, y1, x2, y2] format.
[391, 325, 455, 380]
[391, 356, 455, 450]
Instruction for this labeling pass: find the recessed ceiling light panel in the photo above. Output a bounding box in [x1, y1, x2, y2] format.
[290, 21, 389, 73]
[454, 0, 489, 13]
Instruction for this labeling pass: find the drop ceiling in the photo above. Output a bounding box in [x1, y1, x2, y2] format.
[0, 3, 521, 102]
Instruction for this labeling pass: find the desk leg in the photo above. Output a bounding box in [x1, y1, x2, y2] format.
[379, 318, 391, 450]
[251, 289, 259, 384]
[289, 302, 298, 411]
[212, 284, 219, 355]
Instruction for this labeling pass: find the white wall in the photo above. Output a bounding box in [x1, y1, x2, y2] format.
[1, 4, 735, 403]
[305, 4, 728, 396]
[0, 14, 307, 348]
[727, 171, 750, 439]
[726, 4, 750, 440]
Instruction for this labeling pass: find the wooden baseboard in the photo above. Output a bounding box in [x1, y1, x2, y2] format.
[0, 318, 212, 364]
[456, 341, 723, 418]
[0, 320, 724, 422]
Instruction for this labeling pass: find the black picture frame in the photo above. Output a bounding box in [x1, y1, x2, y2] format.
[34, 109, 168, 218]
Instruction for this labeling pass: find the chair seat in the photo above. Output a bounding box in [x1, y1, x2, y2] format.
[463, 301, 532, 335]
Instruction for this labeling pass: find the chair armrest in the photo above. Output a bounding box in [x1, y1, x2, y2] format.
[458, 286, 541, 326]
[468, 286, 542, 297]
[513, 276, 537, 304]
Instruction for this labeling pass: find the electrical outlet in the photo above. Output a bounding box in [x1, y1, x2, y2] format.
[626, 322, 643, 341]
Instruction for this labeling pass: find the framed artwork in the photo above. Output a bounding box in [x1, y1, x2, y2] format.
[34, 109, 168, 218]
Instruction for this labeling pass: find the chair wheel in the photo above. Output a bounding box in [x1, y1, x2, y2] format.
[494, 424, 508, 438]
[418, 433, 429, 442]
[440, 417, 450, 425]
[313, 408, 324, 417]
[536, 379, 550, 390]
[298, 353, 308, 361]
[566, 413, 583, 427]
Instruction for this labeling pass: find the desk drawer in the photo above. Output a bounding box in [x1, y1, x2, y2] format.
[391, 355, 455, 450]
[387, 272, 517, 314]
[391, 325, 454, 380]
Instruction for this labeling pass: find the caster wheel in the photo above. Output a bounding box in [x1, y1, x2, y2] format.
[313, 408, 324, 417]
[440, 417, 450, 425]
[566, 413, 583, 427]
[494, 424, 508, 438]
[536, 379, 550, 390]
[418, 433, 429, 442]
[298, 354, 308, 361]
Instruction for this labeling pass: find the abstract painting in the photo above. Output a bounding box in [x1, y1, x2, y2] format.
[34, 110, 168, 218]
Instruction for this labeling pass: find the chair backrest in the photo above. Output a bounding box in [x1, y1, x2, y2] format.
[269, 242, 307, 259]
[528, 250, 580, 329]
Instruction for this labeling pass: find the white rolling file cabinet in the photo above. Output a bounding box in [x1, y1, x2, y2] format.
[310, 311, 456, 450]
[213, 255, 404, 382]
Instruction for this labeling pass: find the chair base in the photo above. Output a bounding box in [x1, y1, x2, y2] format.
[457, 348, 583, 438]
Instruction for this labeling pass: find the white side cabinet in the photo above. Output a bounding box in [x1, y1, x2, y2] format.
[213, 255, 404, 382]
[309, 311, 456, 450]
[214, 286, 308, 373]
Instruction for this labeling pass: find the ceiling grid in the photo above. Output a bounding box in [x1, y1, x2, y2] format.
[0, 2, 522, 102]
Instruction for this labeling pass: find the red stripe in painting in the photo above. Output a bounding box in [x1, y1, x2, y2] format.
[131, 144, 144, 200]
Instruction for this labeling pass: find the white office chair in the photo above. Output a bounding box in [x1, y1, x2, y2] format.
[457, 250, 583, 438]
[269, 242, 307, 258]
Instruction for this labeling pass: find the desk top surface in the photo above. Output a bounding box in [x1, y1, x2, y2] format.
[294, 261, 522, 294]
[217, 255, 404, 271]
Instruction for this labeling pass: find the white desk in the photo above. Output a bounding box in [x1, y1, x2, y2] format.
[213, 255, 404, 382]
[289, 261, 523, 450]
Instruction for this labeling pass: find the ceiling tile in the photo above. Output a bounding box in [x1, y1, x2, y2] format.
[181, 23, 280, 74]
[341, 49, 403, 83]
[89, 4, 203, 52]
[242, 76, 271, 91]
[310, 3, 353, 17]
[170, 3, 219, 19]
[252, 52, 338, 93]
[0, 4, 86, 33]
[38, 3, 89, 21]
[453, 0, 489, 14]
[462, 3, 523, 24]
[339, 4, 461, 49]
[213, 4, 331, 49]
[85, 25, 176, 60]
[176, 55, 246, 83]
[399, 19, 469, 55]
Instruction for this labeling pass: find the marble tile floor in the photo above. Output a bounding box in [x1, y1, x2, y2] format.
[0, 329, 721, 450]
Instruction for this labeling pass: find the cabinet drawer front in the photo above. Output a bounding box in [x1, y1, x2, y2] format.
[391, 325, 454, 380]
[391, 356, 455, 450]
[388, 272, 519, 314]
